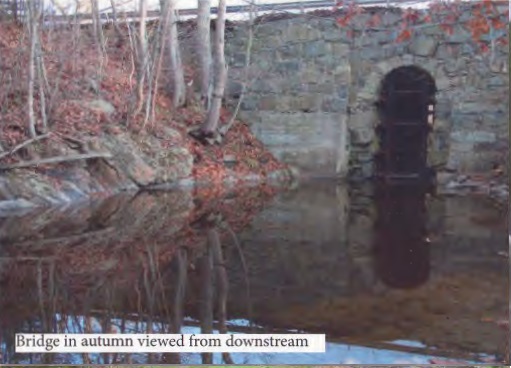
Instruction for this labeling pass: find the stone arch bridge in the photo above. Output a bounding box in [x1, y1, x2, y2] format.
[222, 4, 509, 179]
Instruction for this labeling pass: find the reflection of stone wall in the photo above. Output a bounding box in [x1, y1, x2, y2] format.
[220, 186, 507, 358]
[221, 4, 509, 178]
[223, 182, 352, 307]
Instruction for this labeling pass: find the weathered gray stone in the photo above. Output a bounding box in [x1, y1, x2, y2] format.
[100, 134, 157, 187]
[422, 24, 443, 36]
[227, 81, 243, 97]
[323, 29, 343, 42]
[460, 43, 476, 55]
[258, 96, 279, 111]
[444, 58, 468, 74]
[450, 131, 497, 144]
[240, 98, 259, 111]
[321, 97, 347, 113]
[277, 43, 303, 60]
[436, 43, 459, 59]
[488, 76, 506, 87]
[79, 99, 116, 115]
[445, 26, 471, 44]
[275, 60, 301, 74]
[289, 95, 322, 112]
[435, 100, 452, 119]
[304, 40, 328, 58]
[330, 42, 350, 57]
[285, 24, 321, 42]
[351, 127, 374, 145]
[306, 82, 336, 94]
[409, 36, 438, 57]
[250, 79, 275, 94]
[349, 111, 377, 130]
[359, 47, 384, 61]
[380, 11, 401, 27]
[218, 5, 508, 178]
[231, 52, 247, 67]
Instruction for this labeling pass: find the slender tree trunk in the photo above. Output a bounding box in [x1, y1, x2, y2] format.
[197, 0, 212, 108]
[219, 4, 254, 136]
[90, 0, 106, 56]
[34, 0, 48, 133]
[109, 0, 124, 38]
[144, 0, 173, 126]
[27, 0, 38, 138]
[201, 0, 227, 135]
[168, 0, 186, 108]
[135, 0, 148, 114]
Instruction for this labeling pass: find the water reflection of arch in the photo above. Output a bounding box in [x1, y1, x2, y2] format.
[373, 183, 430, 289]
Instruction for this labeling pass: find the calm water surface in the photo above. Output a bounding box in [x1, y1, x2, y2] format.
[0, 181, 508, 364]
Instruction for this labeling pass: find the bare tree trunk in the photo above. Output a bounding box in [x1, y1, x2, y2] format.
[109, 0, 124, 38]
[200, 0, 227, 135]
[90, 0, 106, 56]
[134, 0, 148, 114]
[143, 0, 174, 127]
[168, 0, 186, 108]
[27, 0, 38, 138]
[197, 0, 212, 108]
[219, 4, 254, 136]
[34, 0, 48, 133]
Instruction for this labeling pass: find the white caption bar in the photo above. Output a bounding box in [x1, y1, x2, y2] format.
[16, 333, 326, 353]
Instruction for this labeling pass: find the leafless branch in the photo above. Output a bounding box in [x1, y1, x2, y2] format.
[0, 151, 113, 170]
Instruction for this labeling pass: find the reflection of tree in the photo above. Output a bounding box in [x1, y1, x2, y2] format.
[0, 185, 271, 364]
[195, 212, 234, 364]
[0, 212, 256, 364]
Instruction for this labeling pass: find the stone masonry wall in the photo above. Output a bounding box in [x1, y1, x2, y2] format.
[223, 4, 509, 178]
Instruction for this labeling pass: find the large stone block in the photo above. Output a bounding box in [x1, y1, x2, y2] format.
[330, 42, 350, 57]
[248, 112, 346, 175]
[321, 97, 347, 113]
[275, 60, 301, 74]
[288, 95, 323, 112]
[409, 36, 438, 57]
[444, 26, 471, 44]
[436, 43, 460, 59]
[285, 24, 322, 42]
[277, 43, 303, 60]
[304, 40, 328, 58]
[450, 130, 497, 144]
[350, 127, 374, 146]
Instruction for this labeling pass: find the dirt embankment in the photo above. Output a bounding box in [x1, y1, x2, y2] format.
[0, 22, 294, 212]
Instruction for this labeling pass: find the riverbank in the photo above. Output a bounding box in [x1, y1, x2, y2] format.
[0, 21, 296, 212]
[0, 126, 295, 213]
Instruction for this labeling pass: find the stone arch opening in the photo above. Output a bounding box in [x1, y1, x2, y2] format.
[374, 65, 437, 183]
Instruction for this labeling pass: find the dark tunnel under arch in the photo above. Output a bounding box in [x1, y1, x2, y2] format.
[374, 65, 437, 183]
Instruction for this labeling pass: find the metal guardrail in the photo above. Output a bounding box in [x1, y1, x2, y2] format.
[40, 0, 431, 23]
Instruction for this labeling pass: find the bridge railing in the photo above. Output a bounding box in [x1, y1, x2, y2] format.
[6, 0, 434, 25]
